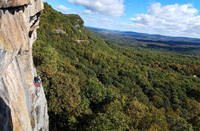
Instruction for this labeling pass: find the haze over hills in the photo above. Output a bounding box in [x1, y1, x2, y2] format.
[88, 27, 200, 56]
[87, 27, 200, 41]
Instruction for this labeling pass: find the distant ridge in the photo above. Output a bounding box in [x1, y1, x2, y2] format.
[87, 26, 200, 42]
[87, 26, 200, 56]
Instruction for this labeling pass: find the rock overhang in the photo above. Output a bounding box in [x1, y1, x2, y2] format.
[0, 0, 30, 8]
[0, 0, 43, 76]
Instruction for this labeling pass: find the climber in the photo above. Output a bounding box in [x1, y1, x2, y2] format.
[34, 76, 41, 88]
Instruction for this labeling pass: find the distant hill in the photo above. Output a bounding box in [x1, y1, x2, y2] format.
[88, 27, 200, 55]
[87, 27, 200, 41]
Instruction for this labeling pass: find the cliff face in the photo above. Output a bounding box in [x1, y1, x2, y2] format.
[0, 0, 48, 131]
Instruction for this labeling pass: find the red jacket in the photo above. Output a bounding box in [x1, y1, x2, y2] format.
[34, 83, 41, 88]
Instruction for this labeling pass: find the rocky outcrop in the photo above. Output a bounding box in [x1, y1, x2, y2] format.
[0, 0, 48, 131]
[0, 0, 29, 8]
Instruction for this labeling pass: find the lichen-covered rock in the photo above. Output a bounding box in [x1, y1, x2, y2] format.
[0, 0, 48, 131]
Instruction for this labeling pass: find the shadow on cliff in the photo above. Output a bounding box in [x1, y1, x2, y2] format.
[0, 97, 13, 131]
[0, 4, 28, 15]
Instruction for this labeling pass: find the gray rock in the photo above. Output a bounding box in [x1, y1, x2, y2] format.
[0, 0, 49, 130]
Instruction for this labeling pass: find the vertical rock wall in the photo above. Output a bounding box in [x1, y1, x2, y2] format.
[0, 0, 49, 131]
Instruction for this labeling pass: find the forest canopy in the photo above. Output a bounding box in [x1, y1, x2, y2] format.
[33, 3, 200, 131]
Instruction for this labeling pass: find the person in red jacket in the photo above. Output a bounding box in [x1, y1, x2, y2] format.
[34, 76, 41, 88]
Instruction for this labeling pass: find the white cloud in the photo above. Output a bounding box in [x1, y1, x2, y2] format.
[82, 9, 93, 15]
[56, 5, 71, 13]
[68, 0, 124, 16]
[129, 3, 200, 38]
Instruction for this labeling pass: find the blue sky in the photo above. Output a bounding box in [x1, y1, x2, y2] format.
[44, 0, 200, 38]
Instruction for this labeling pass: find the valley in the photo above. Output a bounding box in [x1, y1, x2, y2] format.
[33, 3, 200, 131]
